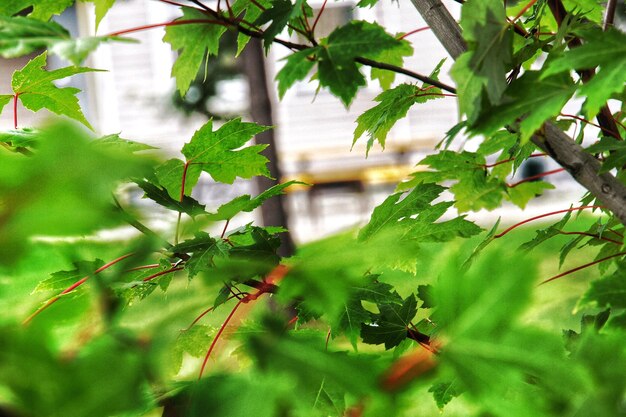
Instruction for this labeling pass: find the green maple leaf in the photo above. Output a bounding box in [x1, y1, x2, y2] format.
[0, 0, 73, 20]
[472, 71, 576, 143]
[369, 39, 414, 90]
[135, 179, 207, 217]
[169, 325, 215, 374]
[520, 211, 572, 251]
[154, 158, 202, 200]
[86, 0, 116, 29]
[92, 133, 156, 153]
[164, 7, 227, 95]
[8, 51, 100, 128]
[579, 263, 626, 310]
[361, 295, 418, 349]
[254, 0, 304, 49]
[275, 48, 317, 99]
[182, 118, 271, 184]
[360, 183, 482, 242]
[318, 20, 403, 106]
[359, 183, 445, 240]
[34, 259, 105, 293]
[452, 0, 513, 123]
[586, 137, 626, 173]
[353, 60, 444, 154]
[206, 181, 302, 221]
[231, 0, 270, 54]
[334, 278, 403, 349]
[506, 181, 555, 209]
[0, 16, 126, 65]
[543, 28, 626, 118]
[428, 381, 462, 410]
[170, 232, 229, 277]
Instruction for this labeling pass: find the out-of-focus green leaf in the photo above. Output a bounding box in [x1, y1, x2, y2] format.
[34, 259, 104, 293]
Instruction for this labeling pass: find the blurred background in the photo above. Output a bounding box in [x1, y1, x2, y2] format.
[0, 0, 598, 245]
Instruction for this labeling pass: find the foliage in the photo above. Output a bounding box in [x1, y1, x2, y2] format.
[1, 1, 625, 417]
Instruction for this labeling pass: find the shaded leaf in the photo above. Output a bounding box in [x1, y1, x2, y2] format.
[361, 295, 418, 349]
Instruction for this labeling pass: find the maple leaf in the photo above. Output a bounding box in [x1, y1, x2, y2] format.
[34, 259, 105, 293]
[451, 0, 513, 123]
[231, 0, 270, 54]
[0, 0, 73, 21]
[275, 48, 317, 99]
[135, 179, 207, 217]
[333, 278, 403, 349]
[353, 60, 445, 154]
[85, 0, 116, 29]
[164, 7, 227, 95]
[170, 232, 230, 277]
[154, 158, 202, 200]
[472, 71, 576, 143]
[317, 20, 403, 106]
[254, 0, 304, 49]
[9, 51, 100, 128]
[369, 39, 414, 90]
[182, 118, 271, 184]
[542, 27, 626, 118]
[361, 295, 418, 349]
[206, 181, 302, 221]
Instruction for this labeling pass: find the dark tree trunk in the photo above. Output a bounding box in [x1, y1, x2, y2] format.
[241, 38, 295, 257]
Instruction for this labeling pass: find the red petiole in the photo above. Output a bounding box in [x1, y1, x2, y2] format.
[494, 206, 605, 238]
[23, 252, 135, 325]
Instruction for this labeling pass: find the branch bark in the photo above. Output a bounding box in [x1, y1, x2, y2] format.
[408, 0, 626, 226]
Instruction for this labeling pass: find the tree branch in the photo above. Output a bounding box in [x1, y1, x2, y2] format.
[408, 0, 626, 226]
[603, 0, 618, 30]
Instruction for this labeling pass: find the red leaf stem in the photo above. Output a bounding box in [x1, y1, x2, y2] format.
[560, 113, 619, 137]
[481, 153, 546, 168]
[507, 168, 565, 187]
[179, 161, 191, 202]
[185, 294, 240, 331]
[141, 266, 183, 282]
[494, 206, 605, 238]
[556, 230, 622, 245]
[23, 252, 135, 325]
[106, 19, 228, 37]
[13, 93, 19, 130]
[398, 26, 430, 40]
[540, 250, 626, 285]
[198, 298, 243, 379]
[311, 0, 328, 34]
[510, 0, 539, 24]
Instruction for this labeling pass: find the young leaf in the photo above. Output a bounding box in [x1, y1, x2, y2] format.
[181, 118, 271, 184]
[353, 82, 442, 155]
[164, 7, 227, 95]
[87, 0, 116, 29]
[451, 0, 513, 123]
[206, 181, 302, 221]
[542, 28, 626, 118]
[275, 48, 317, 99]
[10, 51, 100, 128]
[0, 0, 73, 20]
[361, 294, 418, 349]
[318, 20, 403, 106]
